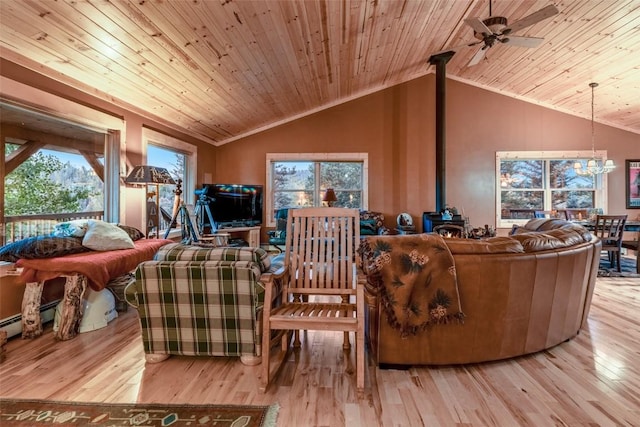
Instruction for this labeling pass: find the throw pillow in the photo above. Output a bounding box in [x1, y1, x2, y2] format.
[82, 220, 135, 251]
[360, 219, 377, 235]
[0, 236, 88, 262]
[52, 219, 89, 237]
[117, 224, 145, 241]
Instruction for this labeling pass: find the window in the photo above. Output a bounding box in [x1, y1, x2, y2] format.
[496, 151, 609, 227]
[266, 153, 368, 226]
[143, 127, 197, 235]
[147, 145, 185, 215]
[4, 144, 104, 215]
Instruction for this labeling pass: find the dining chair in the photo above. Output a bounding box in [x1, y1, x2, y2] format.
[593, 214, 627, 272]
[534, 210, 568, 220]
[260, 207, 365, 392]
[433, 224, 466, 238]
[564, 209, 589, 221]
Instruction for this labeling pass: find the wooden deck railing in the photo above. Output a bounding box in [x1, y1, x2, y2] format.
[1, 209, 177, 245]
[2, 211, 104, 245]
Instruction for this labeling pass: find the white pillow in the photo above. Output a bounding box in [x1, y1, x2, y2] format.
[53, 219, 89, 237]
[82, 220, 135, 251]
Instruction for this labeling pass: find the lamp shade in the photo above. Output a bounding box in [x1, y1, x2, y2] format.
[125, 165, 175, 185]
[322, 188, 337, 206]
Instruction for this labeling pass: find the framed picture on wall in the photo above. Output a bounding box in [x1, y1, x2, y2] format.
[626, 159, 640, 209]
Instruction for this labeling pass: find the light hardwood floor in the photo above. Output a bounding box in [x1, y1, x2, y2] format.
[1, 276, 639, 426]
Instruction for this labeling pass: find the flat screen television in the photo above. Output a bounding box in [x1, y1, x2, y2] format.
[199, 184, 263, 229]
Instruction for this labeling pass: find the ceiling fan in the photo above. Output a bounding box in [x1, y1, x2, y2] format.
[456, 1, 559, 66]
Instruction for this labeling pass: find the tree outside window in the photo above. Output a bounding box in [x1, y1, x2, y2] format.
[268, 154, 367, 225]
[5, 143, 103, 216]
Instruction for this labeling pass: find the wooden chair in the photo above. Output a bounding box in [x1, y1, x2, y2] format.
[433, 224, 465, 238]
[564, 209, 589, 221]
[593, 215, 627, 272]
[260, 207, 365, 392]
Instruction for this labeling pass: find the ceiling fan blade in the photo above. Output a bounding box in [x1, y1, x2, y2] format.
[502, 4, 559, 35]
[503, 35, 545, 48]
[465, 17, 493, 36]
[468, 46, 487, 67]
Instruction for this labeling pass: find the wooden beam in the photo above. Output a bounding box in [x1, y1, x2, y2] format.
[79, 150, 104, 181]
[1, 124, 104, 153]
[5, 140, 46, 175]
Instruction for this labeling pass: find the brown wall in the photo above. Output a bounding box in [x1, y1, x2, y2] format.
[213, 76, 437, 232]
[214, 75, 640, 232]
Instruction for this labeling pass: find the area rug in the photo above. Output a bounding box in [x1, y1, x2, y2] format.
[597, 255, 639, 278]
[0, 399, 278, 427]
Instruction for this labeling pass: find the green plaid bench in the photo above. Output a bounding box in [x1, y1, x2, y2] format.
[125, 244, 284, 363]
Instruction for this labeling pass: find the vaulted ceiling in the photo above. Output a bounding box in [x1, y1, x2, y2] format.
[1, 0, 639, 147]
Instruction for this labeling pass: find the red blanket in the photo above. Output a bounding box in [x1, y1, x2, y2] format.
[16, 239, 173, 291]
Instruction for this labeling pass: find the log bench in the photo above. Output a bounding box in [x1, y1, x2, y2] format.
[15, 239, 171, 340]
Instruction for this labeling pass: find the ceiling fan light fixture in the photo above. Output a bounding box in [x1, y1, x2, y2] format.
[573, 82, 615, 176]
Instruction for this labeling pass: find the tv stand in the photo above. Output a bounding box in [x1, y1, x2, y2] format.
[218, 226, 260, 247]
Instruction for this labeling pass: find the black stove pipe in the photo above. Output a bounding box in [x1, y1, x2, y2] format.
[428, 51, 455, 213]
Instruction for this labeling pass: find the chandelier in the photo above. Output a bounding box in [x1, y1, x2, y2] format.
[573, 82, 615, 176]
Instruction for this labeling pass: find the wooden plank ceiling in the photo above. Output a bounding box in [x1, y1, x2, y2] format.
[1, 0, 639, 146]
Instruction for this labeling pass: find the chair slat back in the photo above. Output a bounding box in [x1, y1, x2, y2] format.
[284, 207, 359, 295]
[593, 215, 627, 243]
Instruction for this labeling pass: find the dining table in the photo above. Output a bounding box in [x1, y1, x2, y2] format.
[572, 220, 639, 273]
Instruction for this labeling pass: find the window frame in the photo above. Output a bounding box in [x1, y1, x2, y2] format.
[495, 150, 609, 228]
[266, 153, 368, 227]
[142, 127, 197, 206]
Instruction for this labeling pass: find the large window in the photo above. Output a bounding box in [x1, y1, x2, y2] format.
[266, 153, 368, 226]
[143, 127, 196, 236]
[496, 151, 608, 227]
[4, 144, 104, 216]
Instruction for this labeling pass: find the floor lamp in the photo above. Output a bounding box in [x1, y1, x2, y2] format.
[125, 165, 175, 238]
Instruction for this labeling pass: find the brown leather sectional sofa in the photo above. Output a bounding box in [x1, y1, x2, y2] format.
[360, 219, 601, 366]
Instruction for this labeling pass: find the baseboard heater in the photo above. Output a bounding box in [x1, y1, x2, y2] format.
[0, 300, 59, 339]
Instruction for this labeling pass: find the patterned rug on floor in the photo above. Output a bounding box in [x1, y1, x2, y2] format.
[0, 399, 278, 427]
[597, 255, 639, 278]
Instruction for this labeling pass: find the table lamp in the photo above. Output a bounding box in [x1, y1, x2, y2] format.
[323, 188, 337, 207]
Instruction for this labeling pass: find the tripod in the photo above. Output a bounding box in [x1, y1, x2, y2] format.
[194, 193, 216, 235]
[163, 193, 216, 240]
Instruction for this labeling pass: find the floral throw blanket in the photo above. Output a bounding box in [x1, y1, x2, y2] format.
[359, 234, 464, 336]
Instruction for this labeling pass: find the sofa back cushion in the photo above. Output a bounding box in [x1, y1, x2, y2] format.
[446, 237, 524, 254]
[510, 228, 587, 252]
[511, 218, 592, 241]
[127, 259, 263, 357]
[154, 243, 271, 272]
